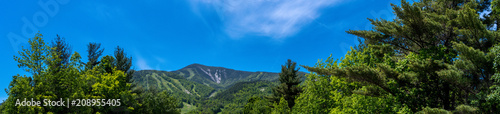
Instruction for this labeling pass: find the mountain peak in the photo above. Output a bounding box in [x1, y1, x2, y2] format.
[181, 63, 230, 71]
[184, 63, 206, 68]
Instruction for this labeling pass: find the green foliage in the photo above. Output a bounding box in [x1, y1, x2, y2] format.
[131, 65, 290, 113]
[243, 96, 271, 114]
[299, 0, 500, 113]
[194, 80, 275, 113]
[180, 102, 197, 114]
[0, 102, 4, 113]
[483, 44, 500, 112]
[49, 35, 72, 70]
[293, 73, 346, 114]
[132, 70, 215, 106]
[13, 33, 48, 76]
[416, 107, 451, 114]
[3, 33, 180, 114]
[85, 42, 104, 71]
[271, 97, 289, 114]
[114, 46, 134, 83]
[269, 59, 303, 110]
[172, 63, 289, 89]
[8, 1, 500, 113]
[295, 52, 406, 114]
[453, 105, 478, 114]
[137, 89, 180, 114]
[4, 75, 37, 113]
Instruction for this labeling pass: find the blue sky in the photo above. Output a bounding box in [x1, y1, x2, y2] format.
[0, 0, 400, 102]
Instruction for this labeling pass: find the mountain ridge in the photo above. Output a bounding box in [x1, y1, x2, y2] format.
[178, 63, 279, 74]
[132, 63, 306, 97]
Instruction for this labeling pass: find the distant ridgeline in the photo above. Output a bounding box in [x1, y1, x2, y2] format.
[131, 63, 306, 105]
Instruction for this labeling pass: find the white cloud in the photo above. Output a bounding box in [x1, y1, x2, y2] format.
[154, 56, 166, 63]
[81, 2, 124, 21]
[136, 55, 153, 70]
[191, 0, 339, 39]
[134, 53, 167, 70]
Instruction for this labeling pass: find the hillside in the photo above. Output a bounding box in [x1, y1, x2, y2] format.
[132, 63, 306, 92]
[172, 63, 282, 89]
[132, 70, 215, 104]
[195, 80, 277, 113]
[131, 63, 307, 113]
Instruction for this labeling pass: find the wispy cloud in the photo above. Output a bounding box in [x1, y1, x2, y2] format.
[191, 0, 340, 39]
[136, 54, 153, 70]
[134, 52, 168, 70]
[81, 2, 124, 21]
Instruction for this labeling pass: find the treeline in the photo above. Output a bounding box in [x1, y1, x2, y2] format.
[243, 0, 500, 113]
[190, 80, 276, 113]
[0, 33, 180, 113]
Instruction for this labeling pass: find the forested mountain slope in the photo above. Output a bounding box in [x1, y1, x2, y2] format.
[131, 64, 305, 107]
[172, 63, 282, 89]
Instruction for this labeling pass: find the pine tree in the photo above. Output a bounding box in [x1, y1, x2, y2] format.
[269, 59, 302, 110]
[114, 46, 134, 83]
[45, 35, 74, 113]
[85, 42, 104, 71]
[49, 35, 72, 70]
[303, 0, 499, 112]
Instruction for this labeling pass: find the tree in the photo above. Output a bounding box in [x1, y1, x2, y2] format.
[114, 46, 134, 83]
[303, 0, 500, 112]
[268, 59, 302, 110]
[271, 97, 290, 114]
[244, 96, 272, 114]
[114, 46, 132, 73]
[13, 33, 48, 79]
[293, 72, 341, 114]
[7, 33, 56, 113]
[295, 45, 409, 113]
[5, 33, 142, 113]
[49, 35, 72, 70]
[100, 55, 115, 74]
[85, 42, 104, 71]
[137, 89, 180, 114]
[45, 35, 75, 113]
[84, 54, 137, 113]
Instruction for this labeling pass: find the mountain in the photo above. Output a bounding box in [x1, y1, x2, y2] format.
[171, 63, 281, 89]
[131, 70, 215, 105]
[132, 70, 215, 96]
[131, 63, 307, 112]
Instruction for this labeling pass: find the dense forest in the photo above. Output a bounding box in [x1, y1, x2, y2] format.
[0, 33, 181, 113]
[3, 0, 500, 113]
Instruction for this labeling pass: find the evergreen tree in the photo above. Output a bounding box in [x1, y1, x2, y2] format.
[45, 35, 74, 113]
[49, 35, 72, 70]
[114, 46, 134, 83]
[85, 42, 104, 71]
[114, 46, 132, 73]
[269, 59, 302, 110]
[302, 0, 499, 112]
